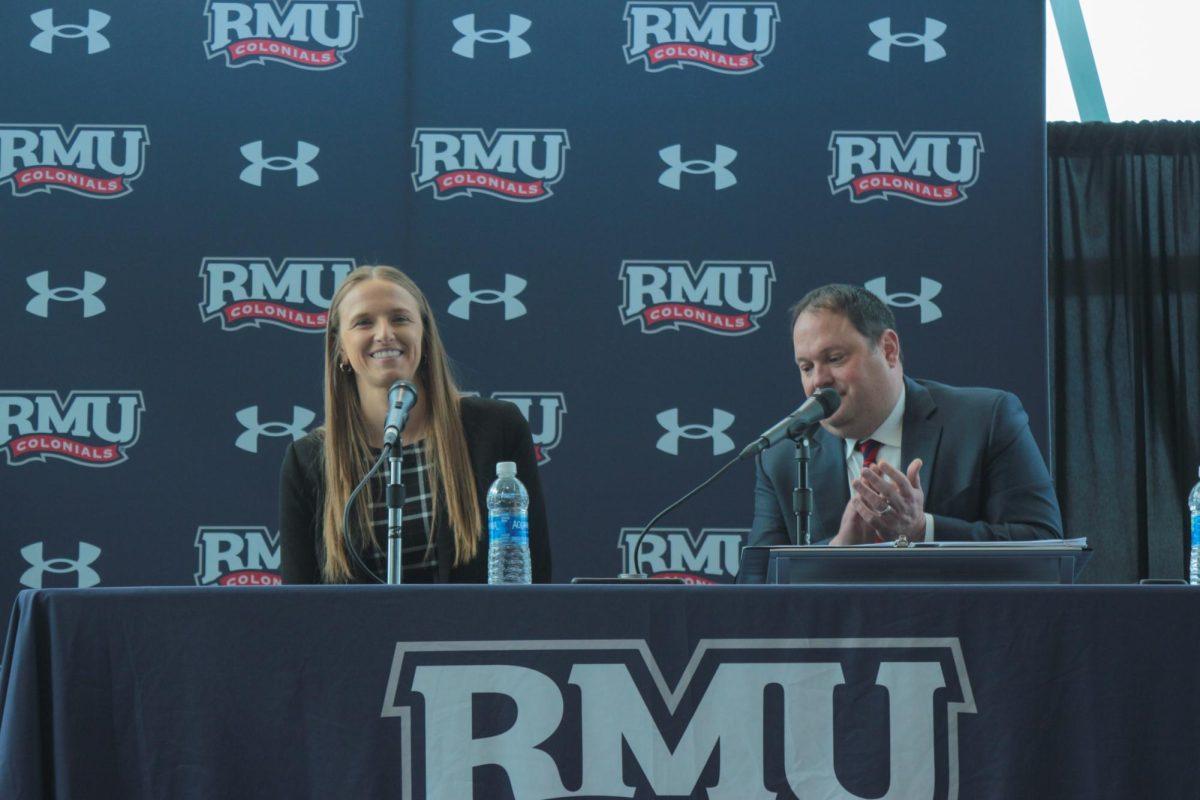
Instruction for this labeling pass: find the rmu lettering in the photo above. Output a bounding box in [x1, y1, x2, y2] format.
[201, 260, 353, 311]
[496, 396, 561, 447]
[208, 2, 359, 48]
[624, 264, 772, 314]
[410, 660, 945, 800]
[628, 5, 777, 53]
[0, 395, 141, 443]
[197, 531, 280, 584]
[833, 134, 981, 184]
[0, 128, 146, 177]
[626, 530, 741, 576]
[415, 132, 566, 182]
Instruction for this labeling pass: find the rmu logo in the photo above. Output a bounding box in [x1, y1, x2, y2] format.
[474, 392, 565, 465]
[204, 1, 363, 69]
[199, 257, 355, 332]
[412, 128, 569, 202]
[0, 391, 145, 466]
[620, 260, 774, 335]
[194, 526, 282, 586]
[494, 393, 565, 465]
[0, 124, 148, 198]
[619, 527, 746, 583]
[382, 637, 975, 799]
[624, 2, 780, 74]
[829, 130, 984, 205]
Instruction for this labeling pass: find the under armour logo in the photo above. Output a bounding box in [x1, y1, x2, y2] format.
[20, 541, 101, 588]
[235, 405, 315, 453]
[30, 8, 111, 54]
[868, 17, 947, 63]
[656, 408, 735, 456]
[239, 141, 320, 187]
[865, 276, 943, 324]
[452, 13, 531, 59]
[658, 144, 737, 191]
[447, 273, 527, 320]
[26, 270, 107, 318]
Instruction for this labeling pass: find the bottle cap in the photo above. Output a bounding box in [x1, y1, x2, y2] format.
[496, 461, 517, 478]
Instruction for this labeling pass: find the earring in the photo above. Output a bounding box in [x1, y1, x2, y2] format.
[338, 360, 352, 373]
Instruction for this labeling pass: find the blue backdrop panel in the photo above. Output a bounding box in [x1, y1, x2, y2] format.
[0, 1, 1046, 598]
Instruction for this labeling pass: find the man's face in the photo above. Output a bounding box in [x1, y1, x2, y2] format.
[792, 308, 902, 440]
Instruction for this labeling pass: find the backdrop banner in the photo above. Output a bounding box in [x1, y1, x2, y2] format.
[0, 1, 1046, 594]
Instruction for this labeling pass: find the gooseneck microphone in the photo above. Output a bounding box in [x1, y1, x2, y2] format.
[605, 389, 841, 581]
[382, 380, 418, 448]
[737, 387, 840, 460]
[340, 380, 422, 585]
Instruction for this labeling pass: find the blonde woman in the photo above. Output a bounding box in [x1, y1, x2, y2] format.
[279, 266, 551, 583]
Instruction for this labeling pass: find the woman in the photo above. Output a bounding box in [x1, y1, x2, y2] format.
[279, 265, 551, 583]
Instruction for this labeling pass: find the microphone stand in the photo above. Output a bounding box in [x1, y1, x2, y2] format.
[342, 380, 417, 585]
[792, 426, 815, 545]
[385, 440, 405, 584]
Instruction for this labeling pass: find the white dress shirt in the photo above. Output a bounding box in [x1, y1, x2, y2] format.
[842, 387, 934, 541]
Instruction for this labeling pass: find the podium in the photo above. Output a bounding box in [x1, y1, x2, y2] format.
[738, 541, 1092, 585]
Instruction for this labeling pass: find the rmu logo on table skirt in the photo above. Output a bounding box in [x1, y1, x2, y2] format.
[382, 637, 975, 799]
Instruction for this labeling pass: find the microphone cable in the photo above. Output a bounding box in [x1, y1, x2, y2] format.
[621, 451, 743, 579]
[341, 443, 393, 584]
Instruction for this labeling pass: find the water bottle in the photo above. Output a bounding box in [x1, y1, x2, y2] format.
[1189, 468, 1200, 585]
[487, 461, 531, 584]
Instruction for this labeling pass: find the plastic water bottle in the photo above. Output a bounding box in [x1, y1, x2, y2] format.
[487, 461, 531, 584]
[1189, 468, 1200, 585]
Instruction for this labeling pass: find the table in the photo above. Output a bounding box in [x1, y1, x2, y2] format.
[3, 585, 1198, 799]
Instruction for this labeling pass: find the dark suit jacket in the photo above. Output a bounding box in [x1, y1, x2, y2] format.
[279, 396, 552, 583]
[750, 377, 1063, 545]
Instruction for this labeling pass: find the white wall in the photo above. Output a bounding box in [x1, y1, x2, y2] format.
[1047, 0, 1200, 122]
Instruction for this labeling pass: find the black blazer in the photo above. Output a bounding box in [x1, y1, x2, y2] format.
[750, 377, 1064, 545]
[279, 396, 551, 583]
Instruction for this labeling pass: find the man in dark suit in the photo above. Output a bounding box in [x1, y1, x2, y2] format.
[750, 284, 1063, 546]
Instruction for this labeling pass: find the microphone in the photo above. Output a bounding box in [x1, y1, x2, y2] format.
[572, 388, 841, 583]
[737, 387, 840, 460]
[382, 380, 418, 448]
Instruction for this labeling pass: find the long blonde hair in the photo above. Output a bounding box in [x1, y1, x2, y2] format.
[319, 266, 480, 581]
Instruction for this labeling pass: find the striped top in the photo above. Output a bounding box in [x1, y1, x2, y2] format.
[362, 440, 436, 582]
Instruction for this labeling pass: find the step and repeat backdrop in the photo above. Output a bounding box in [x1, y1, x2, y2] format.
[0, 1, 1045, 598]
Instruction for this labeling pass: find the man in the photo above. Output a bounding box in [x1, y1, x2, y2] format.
[750, 284, 1063, 546]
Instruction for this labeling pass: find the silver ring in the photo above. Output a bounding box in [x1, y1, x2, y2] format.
[880, 503, 893, 515]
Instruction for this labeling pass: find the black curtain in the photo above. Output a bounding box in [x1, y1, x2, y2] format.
[1049, 121, 1200, 582]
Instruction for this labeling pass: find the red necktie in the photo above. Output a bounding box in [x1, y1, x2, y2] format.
[856, 438, 882, 468]
[856, 439, 885, 542]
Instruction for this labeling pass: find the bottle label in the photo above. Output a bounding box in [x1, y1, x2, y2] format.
[1192, 514, 1200, 548]
[489, 513, 529, 546]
